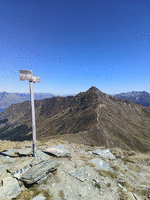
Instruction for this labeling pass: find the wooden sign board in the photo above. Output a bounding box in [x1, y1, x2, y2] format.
[20, 70, 33, 81]
[20, 70, 40, 83]
[32, 76, 40, 83]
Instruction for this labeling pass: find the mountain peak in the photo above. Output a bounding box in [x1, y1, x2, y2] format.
[75, 86, 101, 98]
[86, 86, 105, 98]
[88, 86, 100, 92]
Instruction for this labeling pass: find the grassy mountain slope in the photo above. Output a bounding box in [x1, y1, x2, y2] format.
[0, 86, 150, 152]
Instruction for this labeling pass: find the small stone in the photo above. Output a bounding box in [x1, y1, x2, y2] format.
[118, 183, 127, 192]
[90, 158, 112, 172]
[127, 192, 136, 200]
[118, 179, 125, 184]
[118, 183, 123, 189]
[104, 180, 107, 184]
[52, 183, 55, 187]
[120, 173, 125, 177]
[32, 194, 46, 200]
[123, 187, 127, 192]
[133, 193, 141, 200]
[80, 186, 87, 197]
[69, 167, 88, 181]
[93, 178, 100, 183]
[92, 149, 116, 160]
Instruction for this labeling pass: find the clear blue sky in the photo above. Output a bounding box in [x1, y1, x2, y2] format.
[0, 0, 150, 95]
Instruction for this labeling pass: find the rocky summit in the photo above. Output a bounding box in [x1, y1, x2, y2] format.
[0, 139, 150, 200]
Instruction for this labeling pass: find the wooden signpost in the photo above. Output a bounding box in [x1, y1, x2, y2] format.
[19, 70, 40, 158]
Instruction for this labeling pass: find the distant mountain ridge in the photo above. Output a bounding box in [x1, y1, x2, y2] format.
[0, 92, 55, 109]
[1, 90, 150, 109]
[113, 91, 150, 107]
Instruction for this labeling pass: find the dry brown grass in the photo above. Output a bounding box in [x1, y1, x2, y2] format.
[111, 147, 150, 165]
[128, 163, 141, 173]
[111, 164, 121, 172]
[131, 152, 150, 162]
[97, 169, 118, 179]
[59, 190, 65, 200]
[16, 189, 34, 200]
[0, 138, 70, 152]
[0, 140, 33, 152]
[89, 162, 96, 167]
[16, 184, 55, 200]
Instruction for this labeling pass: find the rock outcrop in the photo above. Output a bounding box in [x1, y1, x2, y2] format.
[92, 149, 116, 160]
[42, 144, 71, 157]
[0, 141, 150, 200]
[20, 159, 60, 185]
[0, 176, 21, 200]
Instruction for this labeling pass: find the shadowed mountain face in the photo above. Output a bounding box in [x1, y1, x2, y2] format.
[114, 91, 150, 107]
[0, 86, 150, 152]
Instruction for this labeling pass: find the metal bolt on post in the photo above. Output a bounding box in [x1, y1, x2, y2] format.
[19, 70, 40, 158]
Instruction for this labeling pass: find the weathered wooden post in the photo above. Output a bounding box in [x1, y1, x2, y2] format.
[19, 70, 40, 158]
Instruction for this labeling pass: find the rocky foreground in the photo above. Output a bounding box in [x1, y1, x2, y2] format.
[0, 139, 150, 200]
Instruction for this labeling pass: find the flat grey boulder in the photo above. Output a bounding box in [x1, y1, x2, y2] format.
[0, 176, 21, 200]
[17, 147, 33, 156]
[0, 149, 20, 157]
[69, 167, 88, 182]
[42, 144, 71, 157]
[90, 158, 112, 172]
[0, 147, 32, 157]
[92, 149, 116, 160]
[29, 150, 51, 168]
[6, 157, 34, 179]
[20, 159, 60, 185]
[7, 151, 51, 180]
[36, 150, 51, 160]
[32, 194, 46, 200]
[11, 158, 45, 180]
[13, 164, 31, 179]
